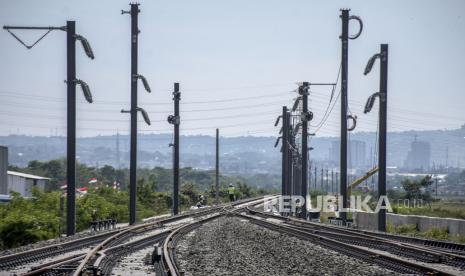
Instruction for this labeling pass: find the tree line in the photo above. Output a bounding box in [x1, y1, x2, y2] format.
[1, 159, 276, 249]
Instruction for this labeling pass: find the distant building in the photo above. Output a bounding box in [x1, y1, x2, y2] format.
[0, 146, 7, 195]
[7, 171, 50, 197]
[403, 136, 431, 170]
[329, 140, 366, 168]
[0, 145, 49, 198]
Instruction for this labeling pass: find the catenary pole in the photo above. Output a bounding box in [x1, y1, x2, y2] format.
[215, 128, 219, 204]
[378, 44, 388, 232]
[172, 83, 181, 214]
[128, 3, 139, 225]
[66, 21, 77, 236]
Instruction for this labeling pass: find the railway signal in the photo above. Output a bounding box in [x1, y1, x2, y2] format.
[3, 21, 95, 236]
[121, 3, 152, 225]
[363, 44, 389, 232]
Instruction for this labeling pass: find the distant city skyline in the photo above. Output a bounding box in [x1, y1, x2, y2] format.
[0, 0, 464, 137]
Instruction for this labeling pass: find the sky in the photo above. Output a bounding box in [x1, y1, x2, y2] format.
[0, 0, 464, 138]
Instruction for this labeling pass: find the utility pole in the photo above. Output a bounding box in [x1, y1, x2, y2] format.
[282, 107, 289, 197]
[122, 3, 152, 224]
[66, 21, 77, 236]
[340, 9, 349, 224]
[116, 130, 120, 170]
[363, 44, 388, 232]
[168, 83, 181, 214]
[300, 82, 310, 219]
[285, 111, 292, 197]
[378, 44, 388, 232]
[129, 4, 139, 225]
[4, 22, 95, 236]
[216, 128, 219, 204]
[321, 168, 324, 191]
[339, 9, 362, 225]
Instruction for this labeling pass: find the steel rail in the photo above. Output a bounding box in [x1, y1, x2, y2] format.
[23, 254, 86, 276]
[71, 196, 266, 276]
[25, 231, 171, 275]
[162, 212, 226, 276]
[160, 197, 270, 276]
[237, 212, 455, 275]
[283, 222, 465, 269]
[72, 207, 222, 276]
[0, 229, 122, 270]
[247, 206, 465, 255]
[246, 207, 465, 271]
[91, 230, 171, 275]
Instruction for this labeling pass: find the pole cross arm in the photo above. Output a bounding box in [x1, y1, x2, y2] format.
[3, 25, 65, 31]
[3, 25, 65, 49]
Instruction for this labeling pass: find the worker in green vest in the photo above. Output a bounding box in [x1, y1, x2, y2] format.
[228, 183, 236, 202]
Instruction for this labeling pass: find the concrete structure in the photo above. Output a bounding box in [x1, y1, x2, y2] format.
[0, 146, 7, 194]
[403, 136, 431, 170]
[6, 171, 50, 197]
[354, 211, 465, 236]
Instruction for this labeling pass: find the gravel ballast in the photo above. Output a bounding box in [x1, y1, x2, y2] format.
[176, 216, 398, 276]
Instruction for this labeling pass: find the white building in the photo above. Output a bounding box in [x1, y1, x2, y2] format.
[6, 171, 50, 197]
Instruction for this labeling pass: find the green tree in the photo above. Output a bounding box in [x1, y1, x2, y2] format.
[401, 175, 433, 201]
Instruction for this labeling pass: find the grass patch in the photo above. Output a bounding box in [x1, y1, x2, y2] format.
[387, 223, 465, 244]
[393, 202, 465, 220]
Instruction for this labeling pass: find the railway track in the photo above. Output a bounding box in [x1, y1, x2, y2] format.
[238, 211, 459, 275]
[155, 206, 464, 276]
[161, 212, 226, 276]
[9, 196, 461, 276]
[244, 207, 465, 274]
[0, 196, 264, 275]
[247, 206, 465, 255]
[0, 229, 122, 272]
